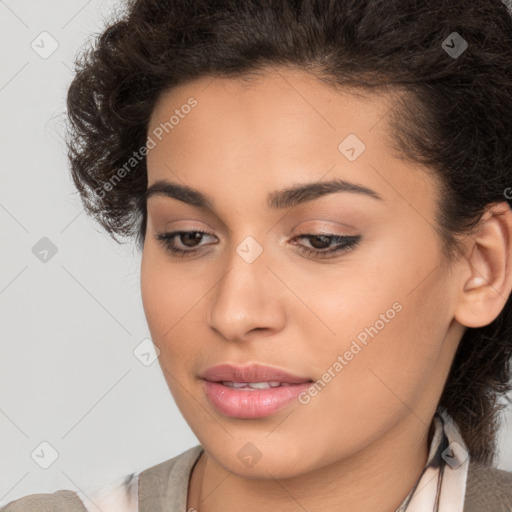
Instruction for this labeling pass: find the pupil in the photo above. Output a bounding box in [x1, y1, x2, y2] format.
[310, 235, 330, 249]
[183, 232, 202, 247]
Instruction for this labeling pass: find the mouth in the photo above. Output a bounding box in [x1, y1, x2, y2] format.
[200, 363, 314, 418]
[200, 363, 313, 385]
[219, 381, 298, 389]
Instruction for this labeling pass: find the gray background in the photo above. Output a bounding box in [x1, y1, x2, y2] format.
[1, 0, 511, 509]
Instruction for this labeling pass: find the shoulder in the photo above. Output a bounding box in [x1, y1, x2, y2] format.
[138, 444, 204, 484]
[0, 447, 203, 512]
[0, 476, 138, 512]
[138, 444, 204, 510]
[89, 472, 138, 512]
[464, 459, 512, 512]
[0, 489, 88, 512]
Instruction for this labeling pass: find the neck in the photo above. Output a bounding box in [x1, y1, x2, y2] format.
[187, 412, 434, 512]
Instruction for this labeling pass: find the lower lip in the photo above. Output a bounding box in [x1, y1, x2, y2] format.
[202, 380, 312, 418]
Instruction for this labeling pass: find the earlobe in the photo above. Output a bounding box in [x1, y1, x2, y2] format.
[454, 201, 512, 329]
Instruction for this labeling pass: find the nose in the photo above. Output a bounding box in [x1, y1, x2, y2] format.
[207, 244, 287, 343]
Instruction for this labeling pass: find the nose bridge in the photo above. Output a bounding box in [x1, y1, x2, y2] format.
[207, 233, 285, 340]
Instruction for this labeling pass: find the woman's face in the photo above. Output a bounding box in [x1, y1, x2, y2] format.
[140, 67, 466, 478]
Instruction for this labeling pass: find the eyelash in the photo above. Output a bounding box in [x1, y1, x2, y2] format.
[155, 230, 361, 259]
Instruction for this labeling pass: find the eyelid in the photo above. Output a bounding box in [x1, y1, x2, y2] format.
[147, 202, 230, 237]
[290, 220, 357, 237]
[160, 219, 223, 236]
[149, 202, 361, 238]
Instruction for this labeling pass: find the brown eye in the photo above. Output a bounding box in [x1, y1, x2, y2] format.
[155, 230, 215, 256]
[307, 235, 332, 249]
[292, 234, 361, 259]
[180, 231, 204, 247]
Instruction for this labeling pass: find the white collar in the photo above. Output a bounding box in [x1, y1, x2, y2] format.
[395, 407, 469, 512]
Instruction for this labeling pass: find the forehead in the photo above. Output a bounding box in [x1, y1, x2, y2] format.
[147, 68, 396, 177]
[147, 67, 397, 148]
[145, 67, 440, 222]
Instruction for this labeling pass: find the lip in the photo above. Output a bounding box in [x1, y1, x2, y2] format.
[200, 364, 313, 419]
[200, 363, 312, 384]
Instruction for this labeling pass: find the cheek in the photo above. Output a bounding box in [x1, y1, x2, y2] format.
[298, 246, 449, 406]
[140, 247, 208, 366]
[292, 290, 447, 458]
[140, 250, 166, 336]
[140, 249, 184, 349]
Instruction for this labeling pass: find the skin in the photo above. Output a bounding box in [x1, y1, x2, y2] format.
[140, 66, 512, 512]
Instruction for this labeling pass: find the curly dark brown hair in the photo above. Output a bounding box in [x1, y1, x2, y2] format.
[65, 0, 512, 465]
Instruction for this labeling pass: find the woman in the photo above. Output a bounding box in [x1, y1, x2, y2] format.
[3, 0, 512, 510]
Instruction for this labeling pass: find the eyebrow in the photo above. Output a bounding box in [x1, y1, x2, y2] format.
[144, 177, 383, 211]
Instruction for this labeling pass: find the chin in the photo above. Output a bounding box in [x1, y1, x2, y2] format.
[204, 440, 310, 480]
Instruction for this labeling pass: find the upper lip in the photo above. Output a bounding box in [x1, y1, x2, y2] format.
[200, 364, 313, 384]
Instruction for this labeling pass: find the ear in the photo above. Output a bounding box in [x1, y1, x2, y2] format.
[454, 201, 512, 329]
